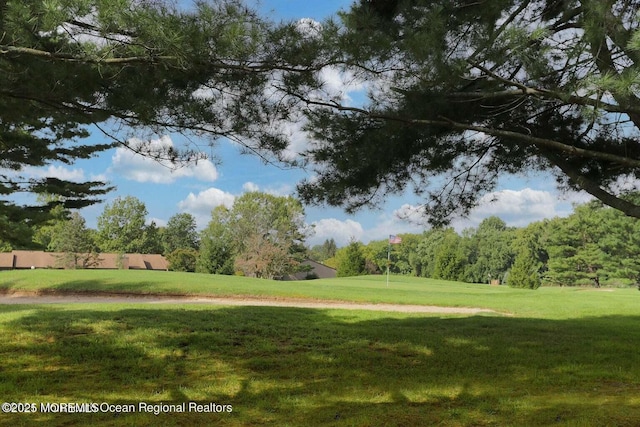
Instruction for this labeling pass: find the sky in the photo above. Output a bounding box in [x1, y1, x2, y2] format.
[18, 0, 593, 247]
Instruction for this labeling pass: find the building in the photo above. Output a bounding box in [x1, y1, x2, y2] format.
[0, 251, 168, 271]
[284, 259, 337, 280]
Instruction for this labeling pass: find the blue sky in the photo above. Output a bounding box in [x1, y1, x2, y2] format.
[20, 0, 591, 247]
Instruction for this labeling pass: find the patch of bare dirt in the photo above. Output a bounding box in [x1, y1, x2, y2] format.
[0, 291, 497, 314]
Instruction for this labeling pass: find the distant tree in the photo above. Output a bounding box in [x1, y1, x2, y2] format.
[32, 195, 69, 251]
[507, 226, 546, 290]
[49, 212, 99, 269]
[196, 206, 236, 275]
[546, 202, 609, 286]
[412, 229, 449, 278]
[166, 248, 198, 273]
[162, 213, 199, 255]
[361, 240, 388, 274]
[96, 196, 149, 253]
[234, 234, 291, 279]
[208, 192, 310, 279]
[336, 240, 366, 277]
[462, 217, 515, 284]
[140, 221, 164, 254]
[545, 197, 640, 286]
[432, 229, 465, 281]
[308, 238, 338, 262]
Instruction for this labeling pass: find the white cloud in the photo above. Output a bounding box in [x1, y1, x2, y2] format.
[309, 218, 364, 247]
[22, 165, 86, 182]
[241, 181, 294, 197]
[242, 182, 260, 192]
[177, 187, 236, 227]
[110, 136, 219, 184]
[147, 217, 167, 228]
[450, 188, 590, 230]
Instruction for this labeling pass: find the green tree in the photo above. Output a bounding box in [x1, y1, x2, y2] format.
[196, 206, 236, 275]
[0, 0, 321, 246]
[96, 196, 149, 253]
[162, 213, 199, 255]
[432, 229, 465, 281]
[361, 239, 388, 274]
[295, 0, 640, 226]
[32, 195, 70, 251]
[545, 197, 640, 287]
[48, 212, 99, 269]
[546, 202, 609, 286]
[308, 238, 338, 262]
[228, 192, 309, 279]
[199, 193, 309, 279]
[336, 240, 366, 277]
[462, 217, 515, 284]
[507, 225, 547, 290]
[140, 221, 163, 255]
[166, 248, 198, 273]
[412, 229, 450, 278]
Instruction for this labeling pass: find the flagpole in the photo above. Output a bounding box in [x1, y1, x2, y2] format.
[386, 239, 390, 287]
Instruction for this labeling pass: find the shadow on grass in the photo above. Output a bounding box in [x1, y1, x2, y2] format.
[1, 306, 640, 426]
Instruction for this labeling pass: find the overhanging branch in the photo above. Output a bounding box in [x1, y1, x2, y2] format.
[295, 95, 640, 169]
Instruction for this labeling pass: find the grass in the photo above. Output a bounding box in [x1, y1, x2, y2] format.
[1, 270, 640, 425]
[1, 269, 639, 318]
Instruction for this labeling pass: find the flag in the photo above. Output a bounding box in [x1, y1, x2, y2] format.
[389, 235, 402, 244]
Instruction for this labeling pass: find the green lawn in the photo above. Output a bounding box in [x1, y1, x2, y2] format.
[1, 270, 640, 426]
[1, 269, 639, 318]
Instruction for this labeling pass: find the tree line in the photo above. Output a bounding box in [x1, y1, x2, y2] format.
[8, 192, 309, 278]
[312, 197, 640, 289]
[6, 189, 640, 287]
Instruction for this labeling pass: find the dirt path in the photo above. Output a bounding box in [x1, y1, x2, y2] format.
[0, 292, 496, 314]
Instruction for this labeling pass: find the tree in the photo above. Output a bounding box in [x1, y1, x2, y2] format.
[507, 225, 547, 290]
[545, 198, 640, 286]
[166, 248, 198, 273]
[308, 238, 337, 262]
[96, 196, 150, 253]
[196, 206, 236, 275]
[292, 1, 640, 226]
[230, 193, 310, 279]
[200, 193, 309, 279]
[32, 195, 70, 251]
[462, 217, 515, 284]
[432, 229, 466, 281]
[336, 240, 366, 277]
[546, 202, 609, 286]
[0, 0, 322, 246]
[162, 213, 199, 255]
[48, 212, 99, 269]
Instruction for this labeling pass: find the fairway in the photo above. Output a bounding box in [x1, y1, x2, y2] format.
[1, 271, 640, 426]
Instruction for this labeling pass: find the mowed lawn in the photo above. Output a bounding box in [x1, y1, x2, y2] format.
[1, 271, 640, 426]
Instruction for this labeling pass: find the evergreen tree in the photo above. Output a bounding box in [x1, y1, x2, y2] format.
[432, 230, 465, 281]
[295, 0, 640, 226]
[48, 212, 99, 268]
[196, 206, 236, 275]
[0, 0, 320, 245]
[337, 240, 366, 277]
[508, 227, 545, 290]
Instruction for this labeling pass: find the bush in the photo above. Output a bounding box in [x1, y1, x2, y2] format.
[166, 248, 198, 272]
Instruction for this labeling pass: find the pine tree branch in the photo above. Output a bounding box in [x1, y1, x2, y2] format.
[294, 95, 640, 169]
[551, 155, 640, 218]
[466, 61, 640, 117]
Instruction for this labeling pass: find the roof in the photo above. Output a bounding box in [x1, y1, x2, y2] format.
[0, 251, 168, 270]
